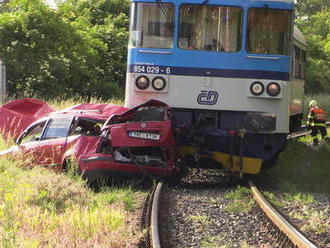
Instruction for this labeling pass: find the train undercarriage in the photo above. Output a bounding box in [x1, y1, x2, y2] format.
[90, 100, 289, 178]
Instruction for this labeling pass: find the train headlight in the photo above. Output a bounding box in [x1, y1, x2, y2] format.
[266, 82, 281, 96]
[135, 76, 150, 90]
[250, 81, 264, 96]
[152, 77, 166, 91]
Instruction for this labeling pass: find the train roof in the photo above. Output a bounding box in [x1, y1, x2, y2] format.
[293, 26, 307, 47]
[249, 0, 294, 2]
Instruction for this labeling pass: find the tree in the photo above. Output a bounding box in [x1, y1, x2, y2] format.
[296, 0, 330, 19]
[0, 0, 130, 100]
[296, 6, 330, 93]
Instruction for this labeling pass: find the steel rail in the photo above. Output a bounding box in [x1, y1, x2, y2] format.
[287, 122, 330, 140]
[287, 130, 311, 139]
[150, 182, 163, 248]
[248, 181, 317, 248]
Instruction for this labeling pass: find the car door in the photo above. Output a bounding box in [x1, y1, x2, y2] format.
[17, 120, 47, 164]
[37, 116, 74, 167]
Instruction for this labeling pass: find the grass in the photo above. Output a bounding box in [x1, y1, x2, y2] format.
[223, 186, 255, 212]
[48, 97, 124, 110]
[256, 138, 330, 195]
[0, 152, 145, 247]
[190, 214, 210, 224]
[200, 236, 256, 248]
[200, 236, 225, 248]
[263, 190, 329, 235]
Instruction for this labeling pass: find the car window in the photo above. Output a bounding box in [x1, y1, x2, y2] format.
[71, 118, 104, 136]
[42, 117, 73, 140]
[20, 121, 47, 144]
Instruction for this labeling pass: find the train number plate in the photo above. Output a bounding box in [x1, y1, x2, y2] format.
[128, 131, 160, 140]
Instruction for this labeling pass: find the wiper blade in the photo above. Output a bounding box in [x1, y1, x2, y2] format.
[156, 1, 168, 17]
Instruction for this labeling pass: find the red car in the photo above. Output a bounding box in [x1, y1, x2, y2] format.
[0, 99, 178, 180]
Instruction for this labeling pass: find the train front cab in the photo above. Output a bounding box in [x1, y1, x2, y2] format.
[125, 0, 302, 175]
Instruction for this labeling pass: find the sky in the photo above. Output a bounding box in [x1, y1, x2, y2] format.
[45, 0, 57, 9]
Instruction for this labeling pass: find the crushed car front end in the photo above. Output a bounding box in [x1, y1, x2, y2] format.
[77, 100, 179, 180]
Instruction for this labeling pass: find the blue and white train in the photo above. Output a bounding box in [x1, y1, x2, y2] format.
[125, 0, 306, 174]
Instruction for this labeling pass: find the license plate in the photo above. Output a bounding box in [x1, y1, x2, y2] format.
[128, 131, 160, 140]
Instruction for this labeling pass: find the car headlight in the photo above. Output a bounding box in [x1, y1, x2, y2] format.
[266, 82, 281, 96]
[152, 77, 166, 91]
[250, 81, 264, 96]
[135, 76, 150, 90]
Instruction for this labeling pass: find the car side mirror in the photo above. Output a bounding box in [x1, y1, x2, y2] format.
[15, 135, 23, 145]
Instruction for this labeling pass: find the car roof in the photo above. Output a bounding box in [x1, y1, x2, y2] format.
[48, 110, 109, 121]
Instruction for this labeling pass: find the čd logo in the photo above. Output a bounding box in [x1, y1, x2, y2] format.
[197, 90, 219, 105]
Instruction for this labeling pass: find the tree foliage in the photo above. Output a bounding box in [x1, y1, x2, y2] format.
[0, 0, 129, 100]
[296, 0, 330, 93]
[295, 0, 330, 18]
[1, 0, 329, 97]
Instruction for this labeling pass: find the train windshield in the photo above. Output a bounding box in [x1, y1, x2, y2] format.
[247, 9, 292, 55]
[179, 5, 242, 52]
[129, 2, 174, 49]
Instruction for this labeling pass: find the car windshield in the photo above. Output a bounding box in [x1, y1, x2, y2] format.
[129, 2, 174, 49]
[247, 8, 292, 55]
[179, 5, 242, 52]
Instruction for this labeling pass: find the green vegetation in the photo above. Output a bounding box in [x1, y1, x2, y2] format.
[48, 96, 124, 110]
[200, 236, 226, 248]
[256, 138, 330, 195]
[0, 0, 129, 100]
[263, 191, 329, 235]
[296, 0, 330, 94]
[0, 137, 145, 247]
[299, 208, 330, 234]
[200, 236, 256, 248]
[264, 191, 315, 208]
[190, 214, 210, 224]
[223, 186, 255, 212]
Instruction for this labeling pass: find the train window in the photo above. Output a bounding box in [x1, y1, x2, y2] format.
[179, 5, 242, 52]
[129, 2, 174, 49]
[247, 9, 292, 55]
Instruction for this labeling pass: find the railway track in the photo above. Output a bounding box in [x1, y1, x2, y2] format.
[248, 180, 318, 248]
[144, 176, 321, 248]
[150, 182, 162, 248]
[140, 122, 330, 247]
[288, 122, 330, 139]
[141, 181, 163, 248]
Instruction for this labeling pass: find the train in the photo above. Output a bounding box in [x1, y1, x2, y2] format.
[124, 0, 306, 175]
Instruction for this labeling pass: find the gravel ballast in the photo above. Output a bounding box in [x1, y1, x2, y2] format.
[158, 169, 329, 248]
